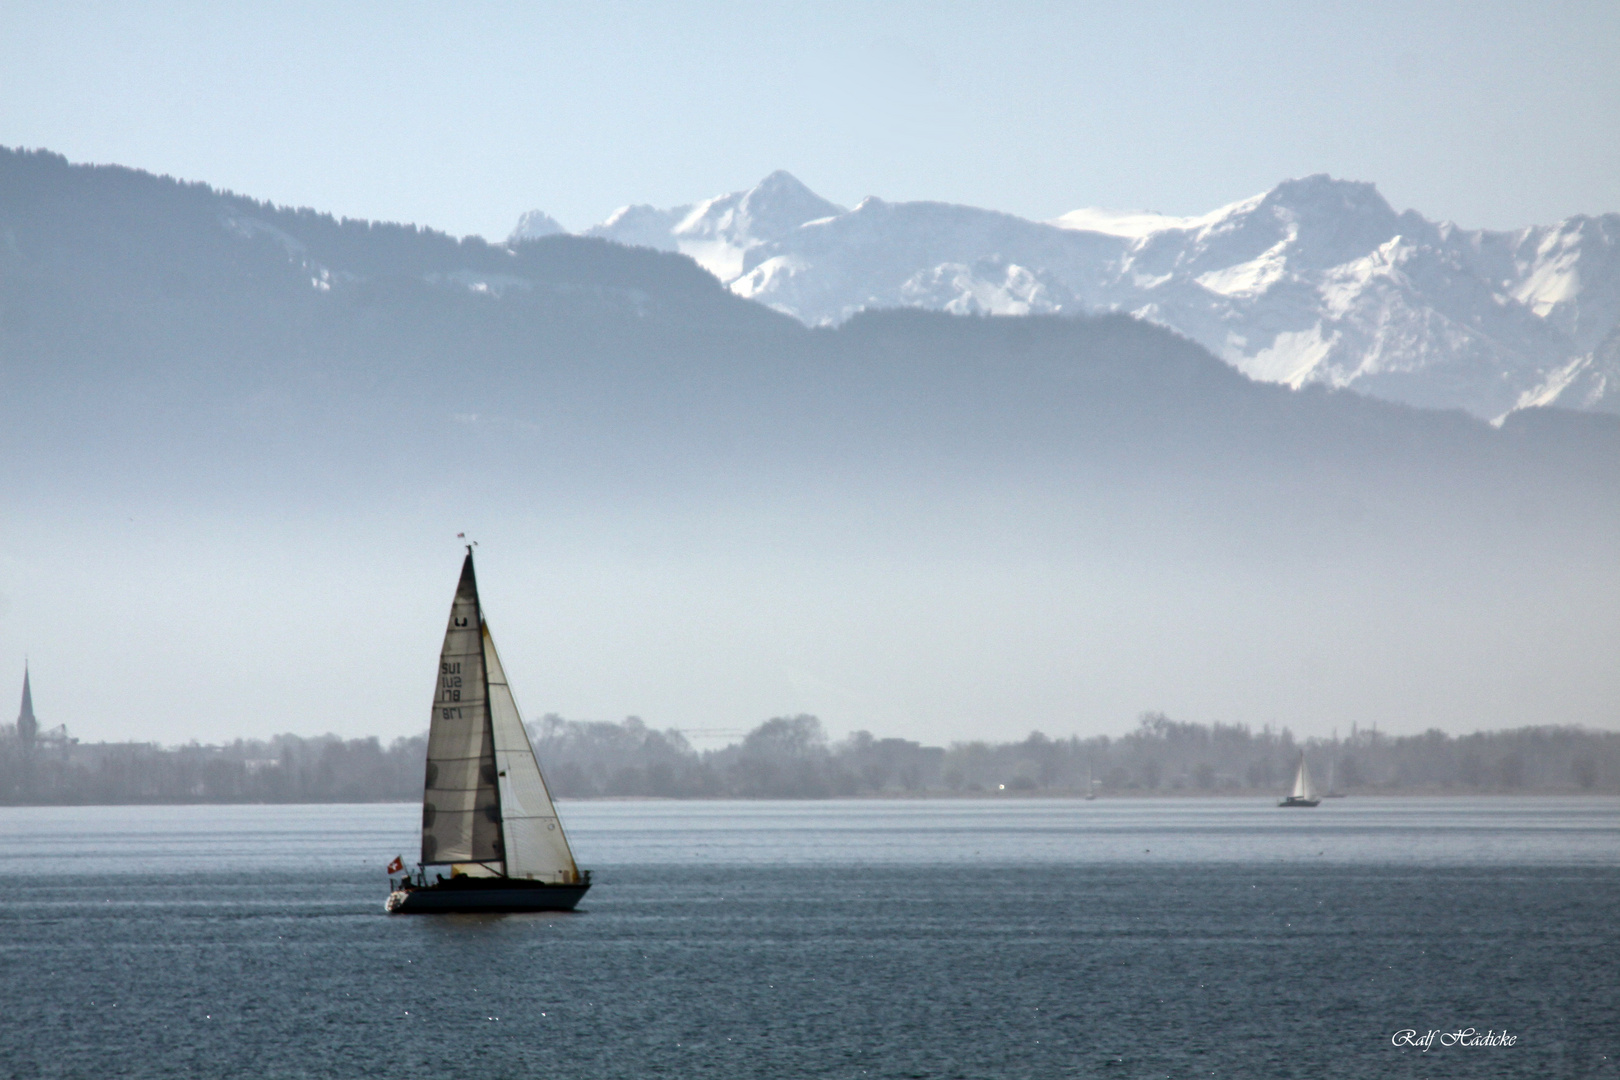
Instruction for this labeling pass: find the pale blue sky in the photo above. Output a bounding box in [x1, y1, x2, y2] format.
[3, 1, 1618, 236]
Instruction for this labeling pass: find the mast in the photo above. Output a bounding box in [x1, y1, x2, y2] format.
[472, 552, 506, 865]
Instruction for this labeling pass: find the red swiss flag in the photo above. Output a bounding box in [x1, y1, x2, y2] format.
[386, 855, 404, 874]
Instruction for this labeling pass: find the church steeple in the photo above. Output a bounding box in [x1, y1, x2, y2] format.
[17, 665, 36, 747]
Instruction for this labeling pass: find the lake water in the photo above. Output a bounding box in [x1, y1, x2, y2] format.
[0, 798, 1615, 1078]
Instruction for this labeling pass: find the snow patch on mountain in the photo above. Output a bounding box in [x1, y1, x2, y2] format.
[1238, 324, 1337, 387]
[1518, 322, 1620, 415]
[1195, 234, 1293, 299]
[900, 259, 1073, 317]
[1516, 353, 1598, 412]
[1508, 217, 1620, 350]
[1049, 206, 1207, 238]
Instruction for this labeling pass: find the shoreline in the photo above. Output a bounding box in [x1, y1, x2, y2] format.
[0, 789, 1614, 809]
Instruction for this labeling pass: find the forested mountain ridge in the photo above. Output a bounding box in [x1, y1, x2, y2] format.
[5, 146, 1617, 501]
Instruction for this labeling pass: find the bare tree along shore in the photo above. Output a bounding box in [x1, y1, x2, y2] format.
[0, 713, 1614, 805]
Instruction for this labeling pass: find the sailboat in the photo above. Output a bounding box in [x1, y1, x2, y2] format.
[386, 550, 590, 913]
[1278, 752, 1321, 808]
[1084, 756, 1097, 800]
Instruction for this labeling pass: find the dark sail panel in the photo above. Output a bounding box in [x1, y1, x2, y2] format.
[420, 554, 504, 867]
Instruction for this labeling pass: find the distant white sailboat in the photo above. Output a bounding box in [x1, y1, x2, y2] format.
[386, 549, 590, 913]
[1278, 752, 1321, 808]
[1085, 755, 1097, 800]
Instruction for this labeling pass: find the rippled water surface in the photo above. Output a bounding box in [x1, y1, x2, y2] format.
[1, 799, 1615, 1078]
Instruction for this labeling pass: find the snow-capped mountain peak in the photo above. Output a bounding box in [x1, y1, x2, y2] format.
[692, 169, 844, 243]
[574, 171, 844, 281]
[580, 204, 685, 250]
[509, 209, 566, 242]
[509, 173, 1620, 419]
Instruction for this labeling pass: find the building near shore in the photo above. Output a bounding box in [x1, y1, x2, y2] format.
[15, 666, 36, 747]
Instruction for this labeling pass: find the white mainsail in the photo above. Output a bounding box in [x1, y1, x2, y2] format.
[419, 552, 580, 882]
[1290, 754, 1318, 802]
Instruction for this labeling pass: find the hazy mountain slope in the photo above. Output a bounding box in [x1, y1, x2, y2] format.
[520, 173, 1620, 420]
[0, 148, 800, 499]
[5, 146, 1617, 517]
[4, 148, 1618, 743]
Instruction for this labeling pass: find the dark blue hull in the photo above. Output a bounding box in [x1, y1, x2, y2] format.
[386, 881, 589, 914]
